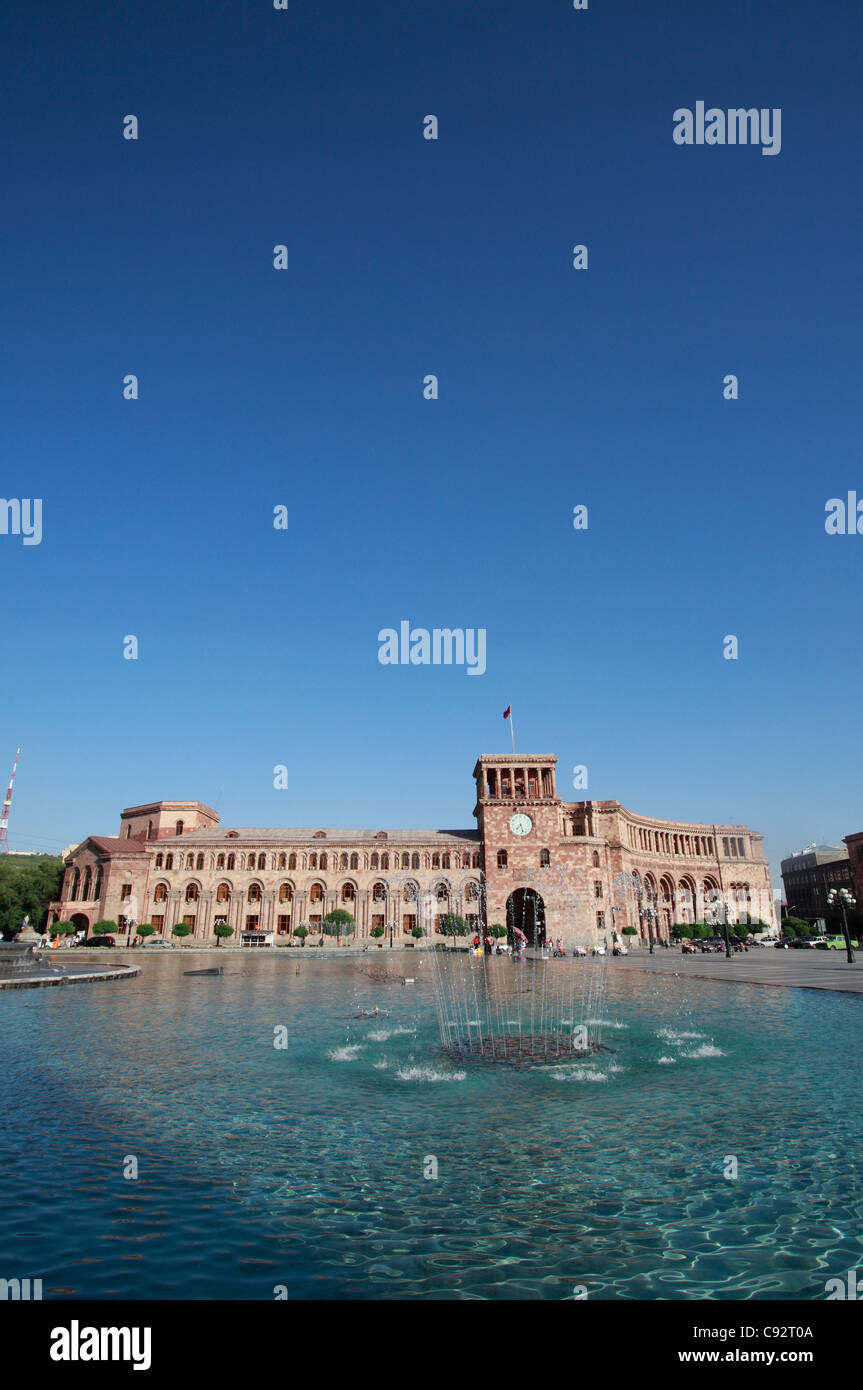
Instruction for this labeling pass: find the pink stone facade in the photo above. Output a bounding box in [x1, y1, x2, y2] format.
[47, 759, 775, 945]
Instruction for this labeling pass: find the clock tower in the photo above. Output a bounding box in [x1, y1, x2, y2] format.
[473, 755, 564, 943]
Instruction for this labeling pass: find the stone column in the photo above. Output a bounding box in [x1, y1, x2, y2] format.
[199, 892, 213, 940]
[167, 893, 182, 935]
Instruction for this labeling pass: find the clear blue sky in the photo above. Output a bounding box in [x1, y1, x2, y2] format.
[2, 0, 861, 887]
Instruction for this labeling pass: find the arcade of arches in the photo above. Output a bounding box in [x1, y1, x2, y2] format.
[45, 763, 775, 942]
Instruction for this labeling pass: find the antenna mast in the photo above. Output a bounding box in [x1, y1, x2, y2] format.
[0, 745, 21, 853]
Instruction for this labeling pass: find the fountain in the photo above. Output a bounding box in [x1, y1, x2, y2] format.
[0, 923, 140, 990]
[423, 875, 612, 1068]
[0, 920, 61, 982]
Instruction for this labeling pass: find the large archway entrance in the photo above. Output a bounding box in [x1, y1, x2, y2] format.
[70, 913, 90, 937]
[506, 889, 546, 947]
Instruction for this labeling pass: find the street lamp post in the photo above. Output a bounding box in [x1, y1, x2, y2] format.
[642, 889, 657, 955]
[826, 888, 856, 964]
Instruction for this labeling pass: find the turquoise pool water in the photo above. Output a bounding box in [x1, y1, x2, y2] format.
[1, 954, 861, 1300]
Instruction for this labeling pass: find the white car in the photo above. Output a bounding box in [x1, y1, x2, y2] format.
[143, 938, 174, 949]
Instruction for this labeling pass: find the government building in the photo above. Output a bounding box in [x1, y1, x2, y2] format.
[47, 755, 775, 945]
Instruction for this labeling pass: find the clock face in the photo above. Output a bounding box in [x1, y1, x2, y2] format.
[509, 813, 533, 838]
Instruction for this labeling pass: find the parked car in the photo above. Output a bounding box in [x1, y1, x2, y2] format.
[83, 935, 115, 948]
[681, 942, 697, 954]
[820, 936, 859, 950]
[143, 938, 174, 949]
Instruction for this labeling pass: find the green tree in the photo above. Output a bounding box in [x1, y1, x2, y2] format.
[172, 923, 193, 939]
[136, 923, 156, 939]
[783, 916, 810, 938]
[214, 922, 234, 946]
[293, 924, 308, 946]
[438, 912, 468, 943]
[411, 924, 424, 939]
[370, 925, 385, 939]
[0, 855, 64, 940]
[322, 909, 355, 940]
[92, 920, 119, 938]
[51, 920, 76, 938]
[622, 925, 638, 937]
[489, 923, 507, 938]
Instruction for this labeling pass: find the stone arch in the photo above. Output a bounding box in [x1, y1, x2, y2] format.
[506, 888, 546, 947]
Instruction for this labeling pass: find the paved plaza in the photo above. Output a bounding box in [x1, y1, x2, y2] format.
[615, 947, 863, 994]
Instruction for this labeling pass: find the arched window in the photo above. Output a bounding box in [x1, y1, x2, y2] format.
[432, 853, 440, 868]
[342, 883, 355, 902]
[309, 852, 318, 870]
[411, 852, 420, 870]
[82, 867, 92, 899]
[155, 854, 163, 868]
[196, 853, 204, 870]
[592, 850, 600, 867]
[309, 882, 324, 903]
[465, 881, 479, 901]
[403, 882, 418, 902]
[472, 853, 480, 868]
[381, 854, 389, 870]
[216, 882, 230, 902]
[278, 883, 292, 902]
[289, 853, 297, 870]
[436, 882, 449, 901]
[71, 868, 80, 898]
[372, 881, 387, 902]
[540, 848, 550, 867]
[154, 882, 168, 903]
[248, 883, 262, 903]
[350, 852, 359, 870]
[92, 868, 103, 900]
[175, 820, 184, 836]
[497, 850, 508, 869]
[442, 853, 451, 870]
[216, 853, 225, 869]
[401, 853, 410, 869]
[185, 883, 199, 902]
[226, 854, 235, 871]
[278, 853, 286, 869]
[165, 854, 174, 870]
[185, 854, 194, 870]
[319, 852, 328, 871]
[371, 852, 379, 869]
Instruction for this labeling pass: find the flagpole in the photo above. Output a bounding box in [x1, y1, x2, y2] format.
[510, 710, 515, 755]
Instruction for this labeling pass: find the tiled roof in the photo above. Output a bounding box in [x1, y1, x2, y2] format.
[87, 837, 149, 855]
[167, 827, 480, 845]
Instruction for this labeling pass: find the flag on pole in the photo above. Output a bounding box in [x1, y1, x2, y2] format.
[503, 706, 511, 720]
